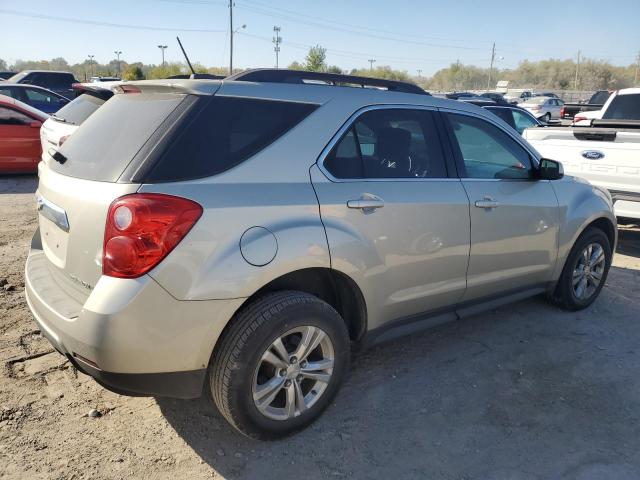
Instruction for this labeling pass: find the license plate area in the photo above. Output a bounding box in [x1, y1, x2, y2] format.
[37, 194, 69, 269]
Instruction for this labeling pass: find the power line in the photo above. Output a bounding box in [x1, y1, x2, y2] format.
[0, 8, 226, 32]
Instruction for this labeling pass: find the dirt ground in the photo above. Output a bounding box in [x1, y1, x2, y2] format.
[1, 175, 639, 480]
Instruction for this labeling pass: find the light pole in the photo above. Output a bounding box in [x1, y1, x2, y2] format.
[273, 26, 282, 69]
[368, 59, 376, 71]
[87, 55, 95, 78]
[417, 69, 422, 78]
[157, 45, 168, 67]
[114, 50, 122, 76]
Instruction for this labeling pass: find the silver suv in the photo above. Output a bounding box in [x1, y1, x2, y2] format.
[25, 70, 616, 439]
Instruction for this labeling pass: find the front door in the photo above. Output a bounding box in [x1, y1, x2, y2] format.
[311, 107, 470, 330]
[0, 106, 42, 172]
[442, 110, 559, 301]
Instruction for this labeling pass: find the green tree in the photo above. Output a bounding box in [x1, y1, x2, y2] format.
[305, 45, 327, 72]
[0, 59, 8, 70]
[122, 64, 145, 81]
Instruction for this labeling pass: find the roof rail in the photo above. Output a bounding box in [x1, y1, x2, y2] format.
[226, 69, 429, 96]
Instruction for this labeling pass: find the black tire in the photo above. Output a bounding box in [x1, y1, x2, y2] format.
[210, 291, 350, 439]
[543, 113, 551, 123]
[553, 226, 612, 311]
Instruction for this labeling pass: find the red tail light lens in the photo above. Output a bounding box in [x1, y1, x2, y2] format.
[574, 115, 586, 123]
[103, 193, 202, 278]
[560, 106, 565, 118]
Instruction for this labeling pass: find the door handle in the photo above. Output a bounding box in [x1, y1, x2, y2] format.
[347, 197, 385, 212]
[474, 196, 500, 209]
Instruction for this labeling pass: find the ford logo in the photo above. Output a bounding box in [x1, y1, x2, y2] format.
[581, 150, 605, 160]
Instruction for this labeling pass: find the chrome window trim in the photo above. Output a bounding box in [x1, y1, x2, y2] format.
[315, 104, 459, 183]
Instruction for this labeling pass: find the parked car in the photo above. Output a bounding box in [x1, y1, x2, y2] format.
[0, 94, 48, 173]
[25, 70, 616, 439]
[40, 82, 117, 156]
[7, 70, 78, 98]
[0, 72, 17, 80]
[562, 90, 612, 119]
[504, 90, 533, 104]
[463, 100, 542, 134]
[533, 92, 559, 98]
[574, 88, 640, 125]
[0, 84, 70, 114]
[446, 91, 485, 100]
[520, 96, 564, 121]
[524, 117, 640, 220]
[479, 92, 510, 104]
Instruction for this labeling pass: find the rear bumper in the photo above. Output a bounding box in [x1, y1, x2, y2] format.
[25, 230, 245, 398]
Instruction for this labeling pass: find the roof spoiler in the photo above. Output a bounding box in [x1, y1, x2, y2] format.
[226, 69, 429, 96]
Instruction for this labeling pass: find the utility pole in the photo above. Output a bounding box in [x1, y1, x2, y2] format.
[368, 59, 376, 71]
[157, 45, 167, 67]
[273, 26, 282, 68]
[114, 50, 122, 76]
[417, 69, 422, 78]
[487, 42, 495, 91]
[229, 0, 234, 75]
[87, 55, 95, 77]
[635, 51, 640, 86]
[574, 50, 581, 90]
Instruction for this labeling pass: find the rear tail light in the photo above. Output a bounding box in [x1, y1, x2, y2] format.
[574, 115, 587, 123]
[113, 85, 141, 94]
[58, 135, 69, 146]
[103, 193, 202, 278]
[560, 106, 565, 118]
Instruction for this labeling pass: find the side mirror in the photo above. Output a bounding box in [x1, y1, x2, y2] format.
[538, 158, 564, 180]
[29, 121, 42, 129]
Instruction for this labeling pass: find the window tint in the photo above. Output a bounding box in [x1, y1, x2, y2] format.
[512, 109, 538, 134]
[25, 88, 65, 104]
[485, 107, 515, 129]
[446, 113, 532, 179]
[590, 91, 611, 104]
[0, 107, 32, 125]
[602, 94, 640, 120]
[324, 109, 447, 179]
[144, 96, 318, 182]
[53, 93, 105, 125]
[0, 87, 13, 97]
[52, 93, 186, 181]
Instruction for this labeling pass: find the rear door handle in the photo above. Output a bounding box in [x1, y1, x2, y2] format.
[347, 197, 385, 212]
[474, 196, 500, 209]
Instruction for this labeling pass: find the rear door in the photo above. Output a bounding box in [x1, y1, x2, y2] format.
[0, 105, 41, 172]
[442, 110, 559, 301]
[312, 106, 470, 329]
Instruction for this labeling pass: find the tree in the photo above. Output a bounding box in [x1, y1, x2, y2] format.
[122, 64, 145, 81]
[350, 65, 411, 82]
[0, 59, 7, 70]
[305, 45, 327, 72]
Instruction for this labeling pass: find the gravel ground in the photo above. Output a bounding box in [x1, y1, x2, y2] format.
[1, 175, 639, 480]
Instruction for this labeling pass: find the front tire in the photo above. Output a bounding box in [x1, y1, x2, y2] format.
[210, 291, 350, 439]
[553, 226, 612, 311]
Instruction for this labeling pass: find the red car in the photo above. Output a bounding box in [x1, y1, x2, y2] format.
[0, 94, 48, 173]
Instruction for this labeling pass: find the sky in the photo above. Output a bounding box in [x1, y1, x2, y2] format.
[1, 0, 639, 75]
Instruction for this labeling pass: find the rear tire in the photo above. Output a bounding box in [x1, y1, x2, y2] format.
[543, 113, 551, 123]
[210, 291, 350, 439]
[552, 226, 612, 311]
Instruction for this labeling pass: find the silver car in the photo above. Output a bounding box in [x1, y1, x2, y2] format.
[520, 96, 564, 121]
[25, 70, 616, 439]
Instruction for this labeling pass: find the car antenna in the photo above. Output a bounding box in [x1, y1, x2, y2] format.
[176, 36, 196, 75]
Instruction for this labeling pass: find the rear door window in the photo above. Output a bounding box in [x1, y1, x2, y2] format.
[324, 109, 447, 179]
[143, 96, 318, 182]
[602, 94, 640, 120]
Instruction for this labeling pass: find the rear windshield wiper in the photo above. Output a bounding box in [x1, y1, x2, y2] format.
[51, 113, 76, 126]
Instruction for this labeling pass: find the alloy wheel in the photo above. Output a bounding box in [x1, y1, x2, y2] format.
[572, 242, 606, 300]
[252, 326, 335, 421]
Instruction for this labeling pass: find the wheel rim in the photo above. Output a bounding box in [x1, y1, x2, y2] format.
[572, 242, 606, 300]
[252, 326, 334, 421]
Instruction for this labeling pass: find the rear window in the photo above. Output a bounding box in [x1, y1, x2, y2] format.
[142, 96, 318, 182]
[54, 94, 106, 126]
[51, 93, 185, 181]
[603, 94, 640, 120]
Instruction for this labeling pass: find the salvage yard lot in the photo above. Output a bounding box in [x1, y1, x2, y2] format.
[1, 175, 639, 480]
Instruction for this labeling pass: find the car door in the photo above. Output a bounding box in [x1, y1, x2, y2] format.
[0, 106, 42, 172]
[441, 110, 559, 301]
[311, 106, 471, 330]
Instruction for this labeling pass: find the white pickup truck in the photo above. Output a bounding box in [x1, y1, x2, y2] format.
[524, 120, 640, 220]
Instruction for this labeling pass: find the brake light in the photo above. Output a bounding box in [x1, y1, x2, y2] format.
[560, 106, 565, 118]
[574, 115, 587, 123]
[113, 85, 141, 94]
[58, 135, 69, 146]
[103, 193, 202, 278]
